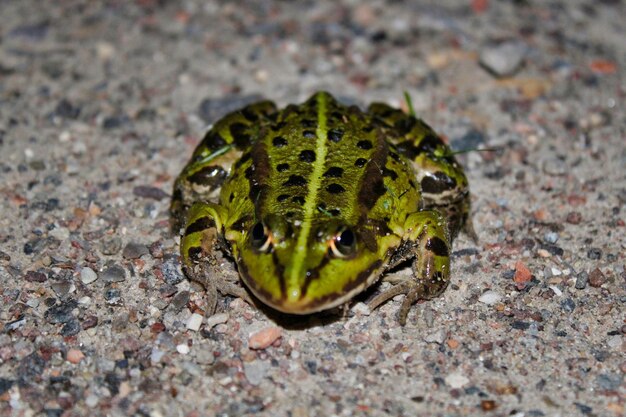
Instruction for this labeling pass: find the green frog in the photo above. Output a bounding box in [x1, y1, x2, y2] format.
[171, 92, 473, 325]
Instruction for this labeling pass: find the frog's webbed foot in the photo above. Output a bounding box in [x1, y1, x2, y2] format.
[368, 210, 451, 325]
[181, 202, 254, 314]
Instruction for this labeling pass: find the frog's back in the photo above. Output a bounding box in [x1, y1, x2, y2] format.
[222, 92, 421, 235]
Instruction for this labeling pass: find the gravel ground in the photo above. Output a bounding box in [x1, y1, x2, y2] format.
[0, 1, 624, 416]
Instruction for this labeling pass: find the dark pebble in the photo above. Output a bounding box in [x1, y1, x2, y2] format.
[170, 290, 190, 312]
[574, 403, 592, 415]
[45, 300, 78, 324]
[0, 377, 14, 395]
[149, 241, 164, 258]
[305, 360, 317, 374]
[161, 259, 184, 285]
[101, 237, 123, 255]
[588, 268, 606, 287]
[0, 250, 10, 261]
[560, 298, 575, 313]
[133, 185, 169, 200]
[104, 288, 122, 304]
[566, 211, 582, 224]
[60, 319, 81, 336]
[159, 284, 178, 297]
[198, 94, 264, 124]
[586, 247, 602, 260]
[82, 315, 99, 330]
[592, 348, 609, 362]
[122, 242, 149, 259]
[102, 115, 129, 129]
[24, 270, 47, 283]
[10, 21, 49, 40]
[452, 248, 480, 258]
[595, 373, 621, 390]
[511, 321, 530, 330]
[101, 264, 126, 283]
[44, 409, 63, 417]
[54, 99, 81, 119]
[539, 243, 564, 256]
[17, 352, 46, 387]
[575, 272, 588, 289]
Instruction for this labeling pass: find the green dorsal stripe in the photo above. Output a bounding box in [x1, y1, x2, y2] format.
[287, 94, 329, 302]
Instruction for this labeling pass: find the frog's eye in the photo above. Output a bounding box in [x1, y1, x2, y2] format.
[250, 222, 272, 252]
[329, 228, 356, 258]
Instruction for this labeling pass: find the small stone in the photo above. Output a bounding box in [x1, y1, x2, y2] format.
[67, 349, 85, 364]
[24, 270, 47, 283]
[80, 267, 98, 284]
[351, 302, 371, 316]
[101, 265, 126, 283]
[54, 99, 81, 119]
[133, 185, 169, 200]
[61, 319, 81, 336]
[104, 288, 122, 304]
[575, 271, 588, 289]
[170, 291, 190, 312]
[122, 242, 149, 259]
[478, 290, 502, 305]
[561, 298, 575, 313]
[186, 313, 203, 331]
[51, 281, 72, 297]
[479, 41, 527, 77]
[161, 259, 184, 285]
[445, 372, 470, 389]
[244, 360, 270, 386]
[549, 285, 563, 297]
[82, 315, 98, 330]
[543, 232, 559, 244]
[100, 237, 122, 255]
[424, 329, 446, 345]
[514, 260, 532, 288]
[176, 344, 190, 355]
[150, 348, 165, 363]
[587, 248, 602, 260]
[206, 313, 229, 330]
[566, 212, 582, 224]
[588, 268, 606, 287]
[249, 327, 282, 350]
[49, 227, 70, 241]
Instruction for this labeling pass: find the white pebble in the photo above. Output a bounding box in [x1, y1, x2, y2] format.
[206, 313, 229, 329]
[445, 372, 470, 388]
[478, 290, 502, 305]
[549, 285, 563, 296]
[186, 313, 203, 331]
[351, 302, 371, 316]
[49, 227, 70, 240]
[176, 344, 190, 355]
[551, 267, 562, 276]
[80, 267, 98, 284]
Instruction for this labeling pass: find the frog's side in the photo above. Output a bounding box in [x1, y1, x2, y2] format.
[171, 92, 473, 324]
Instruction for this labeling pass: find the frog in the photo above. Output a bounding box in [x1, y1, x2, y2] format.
[171, 91, 473, 325]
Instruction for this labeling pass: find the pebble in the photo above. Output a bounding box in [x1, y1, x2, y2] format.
[150, 348, 165, 363]
[445, 372, 470, 389]
[101, 264, 126, 283]
[351, 302, 371, 316]
[479, 41, 527, 77]
[170, 291, 190, 312]
[514, 260, 532, 287]
[80, 267, 98, 284]
[186, 313, 204, 331]
[176, 344, 190, 355]
[122, 242, 149, 259]
[49, 227, 70, 241]
[587, 248, 602, 260]
[51, 280, 73, 296]
[24, 270, 47, 283]
[478, 290, 502, 305]
[588, 268, 606, 287]
[161, 259, 185, 285]
[549, 285, 562, 296]
[66, 349, 85, 364]
[575, 271, 588, 289]
[423, 329, 447, 345]
[560, 298, 575, 313]
[100, 237, 123, 255]
[248, 327, 282, 350]
[543, 232, 559, 244]
[133, 185, 169, 201]
[244, 360, 270, 386]
[205, 313, 229, 330]
[566, 212, 582, 224]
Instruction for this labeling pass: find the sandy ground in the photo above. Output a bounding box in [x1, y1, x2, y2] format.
[0, 1, 624, 416]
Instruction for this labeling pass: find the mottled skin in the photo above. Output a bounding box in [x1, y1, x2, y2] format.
[171, 92, 472, 324]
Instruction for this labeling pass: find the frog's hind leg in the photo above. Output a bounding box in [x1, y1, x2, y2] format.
[170, 100, 277, 231]
[368, 102, 475, 240]
[368, 210, 451, 325]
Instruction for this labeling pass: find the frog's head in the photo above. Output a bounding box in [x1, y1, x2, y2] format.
[232, 213, 389, 314]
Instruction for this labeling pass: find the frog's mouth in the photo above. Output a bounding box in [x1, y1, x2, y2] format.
[236, 257, 384, 315]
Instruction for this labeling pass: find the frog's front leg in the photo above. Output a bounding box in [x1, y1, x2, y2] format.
[368, 210, 450, 325]
[181, 202, 253, 313]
